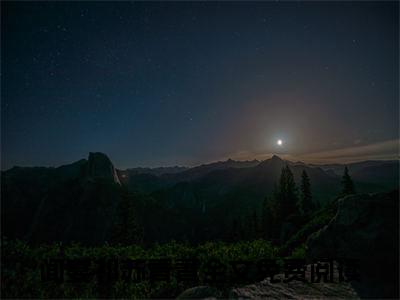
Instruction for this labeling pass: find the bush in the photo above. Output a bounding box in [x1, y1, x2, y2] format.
[1, 239, 278, 298]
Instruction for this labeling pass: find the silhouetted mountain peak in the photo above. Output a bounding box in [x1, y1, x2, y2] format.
[257, 154, 286, 170]
[84, 152, 121, 184]
[271, 154, 283, 161]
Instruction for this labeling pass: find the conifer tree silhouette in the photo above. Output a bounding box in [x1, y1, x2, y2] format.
[341, 166, 355, 196]
[299, 170, 314, 214]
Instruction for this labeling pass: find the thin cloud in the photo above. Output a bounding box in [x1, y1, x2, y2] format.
[296, 139, 399, 164]
[221, 139, 399, 164]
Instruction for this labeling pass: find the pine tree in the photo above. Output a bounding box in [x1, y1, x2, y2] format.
[252, 210, 259, 238]
[277, 165, 299, 219]
[262, 196, 277, 239]
[245, 214, 253, 240]
[111, 192, 143, 245]
[341, 166, 355, 196]
[299, 170, 314, 215]
[263, 166, 300, 240]
[232, 218, 243, 241]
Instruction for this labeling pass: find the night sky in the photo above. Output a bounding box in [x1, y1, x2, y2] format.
[2, 1, 399, 169]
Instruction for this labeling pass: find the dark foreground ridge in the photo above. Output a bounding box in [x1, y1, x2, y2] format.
[177, 191, 399, 299]
[1, 151, 398, 298]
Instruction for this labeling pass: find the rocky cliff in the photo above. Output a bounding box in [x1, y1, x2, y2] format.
[306, 190, 399, 298]
[83, 152, 121, 184]
[177, 190, 399, 299]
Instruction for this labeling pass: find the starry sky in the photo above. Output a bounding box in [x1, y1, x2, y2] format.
[1, 1, 399, 169]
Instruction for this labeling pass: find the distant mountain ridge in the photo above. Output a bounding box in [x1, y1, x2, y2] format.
[5, 153, 397, 180]
[124, 166, 188, 176]
[2, 152, 398, 244]
[4, 153, 398, 195]
[312, 159, 399, 175]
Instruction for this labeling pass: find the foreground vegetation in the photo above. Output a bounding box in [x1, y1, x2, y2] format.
[2, 166, 341, 298]
[2, 239, 282, 298]
[2, 165, 352, 298]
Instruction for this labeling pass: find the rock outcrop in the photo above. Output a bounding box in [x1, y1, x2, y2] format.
[177, 191, 399, 299]
[306, 190, 399, 298]
[230, 271, 358, 299]
[178, 274, 358, 299]
[83, 152, 121, 185]
[176, 286, 222, 299]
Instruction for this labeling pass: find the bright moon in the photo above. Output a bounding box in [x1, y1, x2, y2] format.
[277, 139, 283, 146]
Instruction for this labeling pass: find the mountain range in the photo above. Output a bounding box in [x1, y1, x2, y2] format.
[2, 152, 398, 245]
